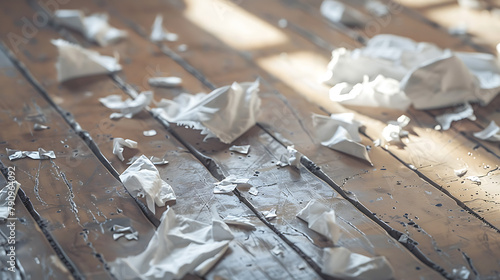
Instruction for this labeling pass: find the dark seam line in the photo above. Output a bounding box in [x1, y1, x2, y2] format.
[0, 163, 84, 280]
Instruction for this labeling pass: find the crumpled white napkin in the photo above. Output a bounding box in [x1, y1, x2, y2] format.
[110, 207, 233, 279]
[119, 155, 176, 213]
[52, 39, 122, 82]
[153, 80, 261, 144]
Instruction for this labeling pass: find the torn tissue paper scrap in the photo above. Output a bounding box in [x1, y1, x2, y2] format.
[150, 14, 178, 42]
[148, 77, 182, 88]
[276, 146, 302, 168]
[322, 247, 394, 280]
[312, 113, 372, 164]
[111, 225, 139, 241]
[152, 80, 261, 144]
[52, 39, 122, 82]
[143, 129, 157, 137]
[297, 200, 341, 243]
[322, 34, 500, 109]
[229, 145, 251, 155]
[110, 207, 233, 280]
[329, 75, 411, 111]
[213, 175, 249, 194]
[7, 148, 56, 161]
[473, 121, 500, 142]
[320, 0, 368, 26]
[113, 138, 138, 162]
[381, 115, 410, 144]
[223, 215, 256, 230]
[120, 155, 175, 214]
[99, 91, 153, 119]
[54, 10, 127, 46]
[435, 103, 476, 131]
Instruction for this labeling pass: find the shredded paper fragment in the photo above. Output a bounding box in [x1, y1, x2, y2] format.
[110, 207, 233, 279]
[52, 39, 122, 82]
[297, 200, 341, 243]
[322, 247, 394, 279]
[153, 80, 261, 144]
[312, 113, 372, 164]
[7, 148, 56, 161]
[99, 91, 153, 119]
[214, 175, 249, 194]
[120, 155, 176, 214]
[55, 10, 127, 46]
[150, 14, 178, 42]
[276, 146, 302, 168]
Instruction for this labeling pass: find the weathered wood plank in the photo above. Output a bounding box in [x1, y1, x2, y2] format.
[0, 169, 73, 280]
[99, 0, 500, 278]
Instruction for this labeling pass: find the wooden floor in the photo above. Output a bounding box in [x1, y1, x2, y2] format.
[0, 0, 499, 279]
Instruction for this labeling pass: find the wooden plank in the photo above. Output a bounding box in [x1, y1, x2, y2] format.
[0, 1, 324, 279]
[0, 169, 73, 280]
[0, 34, 157, 280]
[100, 0, 500, 278]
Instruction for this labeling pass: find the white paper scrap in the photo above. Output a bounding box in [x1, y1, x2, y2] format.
[229, 145, 251, 155]
[473, 121, 500, 142]
[120, 155, 176, 214]
[223, 215, 256, 230]
[111, 225, 139, 241]
[214, 175, 249, 194]
[51, 39, 122, 82]
[272, 246, 284, 256]
[382, 115, 410, 144]
[248, 186, 259, 196]
[150, 14, 178, 42]
[323, 34, 500, 109]
[402, 52, 480, 110]
[466, 176, 481, 185]
[149, 156, 168, 165]
[113, 232, 139, 241]
[322, 247, 394, 279]
[112, 138, 138, 162]
[454, 168, 468, 177]
[297, 200, 341, 243]
[33, 123, 50, 131]
[329, 75, 411, 111]
[148, 77, 182, 88]
[7, 148, 56, 161]
[0, 181, 20, 219]
[153, 80, 261, 144]
[312, 113, 372, 164]
[99, 91, 153, 119]
[365, 1, 389, 17]
[262, 208, 277, 221]
[320, 0, 368, 26]
[452, 266, 471, 280]
[110, 207, 233, 279]
[143, 129, 157, 137]
[55, 10, 127, 46]
[276, 146, 302, 168]
[435, 103, 476, 131]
